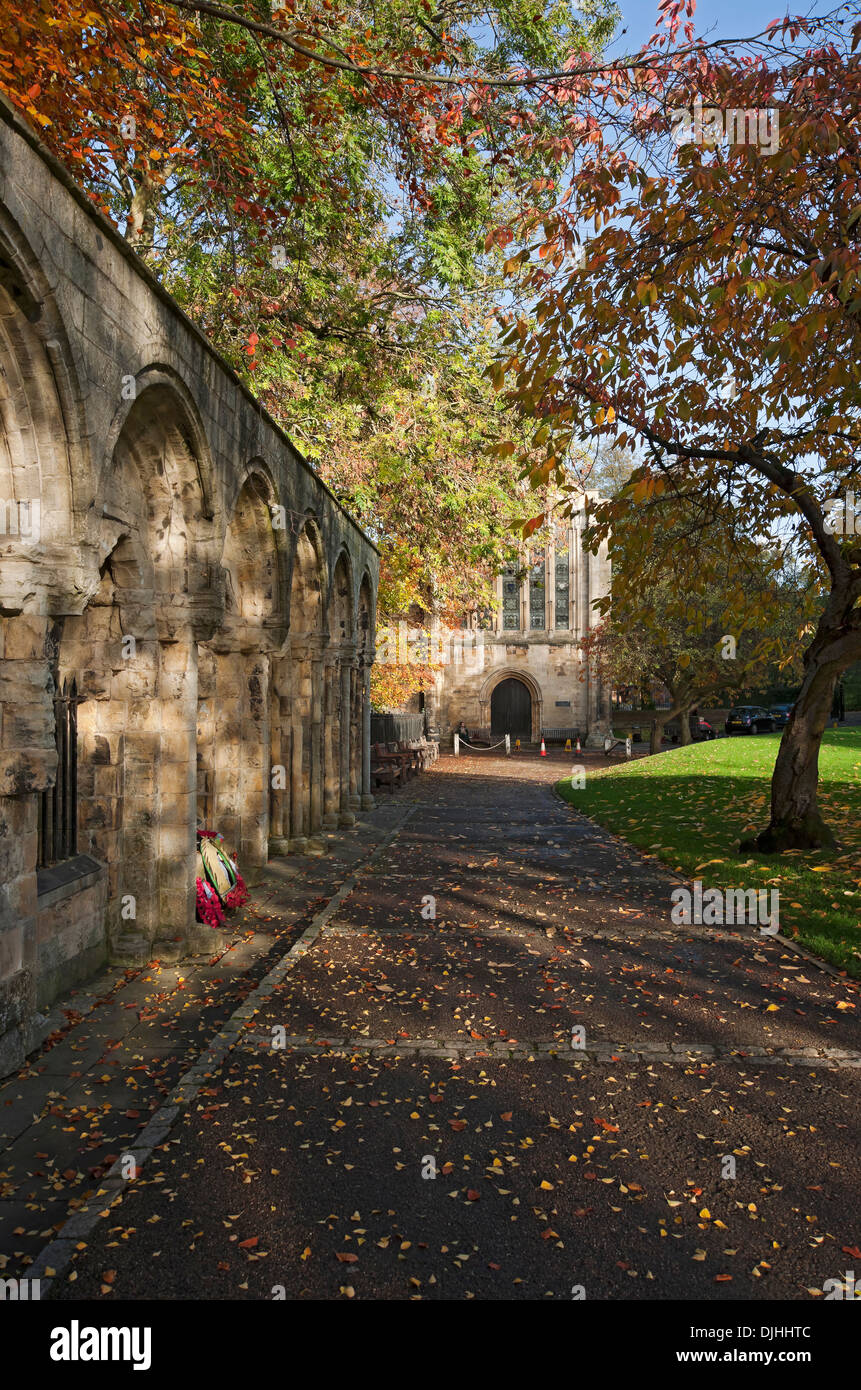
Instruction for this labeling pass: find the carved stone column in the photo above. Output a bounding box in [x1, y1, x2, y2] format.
[155, 631, 199, 942]
[267, 654, 291, 857]
[0, 612, 55, 1073]
[322, 653, 339, 830]
[361, 654, 374, 810]
[348, 663, 361, 811]
[288, 642, 309, 854]
[339, 642, 357, 823]
[306, 634, 327, 854]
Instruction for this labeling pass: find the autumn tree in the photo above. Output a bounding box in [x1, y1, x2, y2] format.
[580, 490, 817, 752]
[496, 4, 861, 850]
[0, 0, 619, 709]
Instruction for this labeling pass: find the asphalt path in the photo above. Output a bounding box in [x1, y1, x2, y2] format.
[17, 755, 860, 1302]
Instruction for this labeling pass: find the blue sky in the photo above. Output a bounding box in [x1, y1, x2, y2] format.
[606, 0, 801, 54]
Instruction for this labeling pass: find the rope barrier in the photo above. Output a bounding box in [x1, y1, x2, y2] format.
[458, 736, 509, 750]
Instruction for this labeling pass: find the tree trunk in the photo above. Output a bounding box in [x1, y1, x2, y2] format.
[649, 713, 670, 755]
[741, 606, 860, 853]
[679, 706, 693, 746]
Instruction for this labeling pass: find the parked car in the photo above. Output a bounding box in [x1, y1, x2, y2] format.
[725, 705, 775, 734]
[769, 703, 794, 729]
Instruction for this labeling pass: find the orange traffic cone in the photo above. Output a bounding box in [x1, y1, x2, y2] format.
[540, 738, 547, 757]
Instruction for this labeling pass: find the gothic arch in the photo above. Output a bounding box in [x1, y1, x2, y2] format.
[288, 518, 326, 638]
[195, 468, 282, 867]
[328, 548, 355, 643]
[103, 380, 216, 630]
[0, 211, 87, 565]
[357, 568, 375, 656]
[222, 470, 282, 629]
[479, 667, 543, 742]
[99, 365, 215, 525]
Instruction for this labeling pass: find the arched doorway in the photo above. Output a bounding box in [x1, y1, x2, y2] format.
[491, 677, 532, 737]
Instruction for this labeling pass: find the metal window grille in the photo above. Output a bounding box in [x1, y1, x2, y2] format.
[37, 676, 80, 866]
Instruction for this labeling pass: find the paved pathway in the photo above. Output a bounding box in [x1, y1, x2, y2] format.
[5, 755, 859, 1300]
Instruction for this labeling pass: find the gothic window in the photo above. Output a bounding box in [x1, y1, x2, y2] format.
[37, 677, 80, 866]
[555, 540, 570, 629]
[502, 566, 520, 630]
[529, 550, 546, 630]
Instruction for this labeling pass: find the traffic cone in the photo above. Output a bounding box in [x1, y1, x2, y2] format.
[540, 738, 547, 757]
[576, 737, 581, 754]
[565, 738, 571, 752]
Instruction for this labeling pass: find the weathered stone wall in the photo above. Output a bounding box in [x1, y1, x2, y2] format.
[0, 97, 379, 1075]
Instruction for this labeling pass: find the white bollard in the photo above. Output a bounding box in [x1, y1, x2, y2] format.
[626, 736, 632, 759]
[505, 734, 511, 756]
[453, 733, 460, 757]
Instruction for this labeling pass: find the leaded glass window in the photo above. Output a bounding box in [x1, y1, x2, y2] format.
[554, 541, 570, 629]
[502, 566, 520, 630]
[529, 550, 546, 630]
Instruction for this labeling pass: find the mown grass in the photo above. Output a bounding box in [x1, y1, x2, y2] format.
[556, 729, 861, 977]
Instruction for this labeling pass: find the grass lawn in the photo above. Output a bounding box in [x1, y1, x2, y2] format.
[556, 728, 861, 977]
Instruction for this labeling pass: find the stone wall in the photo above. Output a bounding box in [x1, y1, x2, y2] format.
[0, 97, 379, 1076]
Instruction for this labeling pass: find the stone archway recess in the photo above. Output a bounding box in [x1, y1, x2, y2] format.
[479, 667, 543, 743]
[198, 468, 282, 870]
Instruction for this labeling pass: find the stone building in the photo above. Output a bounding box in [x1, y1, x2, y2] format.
[424, 509, 611, 743]
[0, 98, 378, 1074]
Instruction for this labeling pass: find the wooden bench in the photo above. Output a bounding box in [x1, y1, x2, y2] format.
[373, 742, 413, 782]
[395, 740, 422, 777]
[371, 761, 402, 793]
[540, 726, 582, 745]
